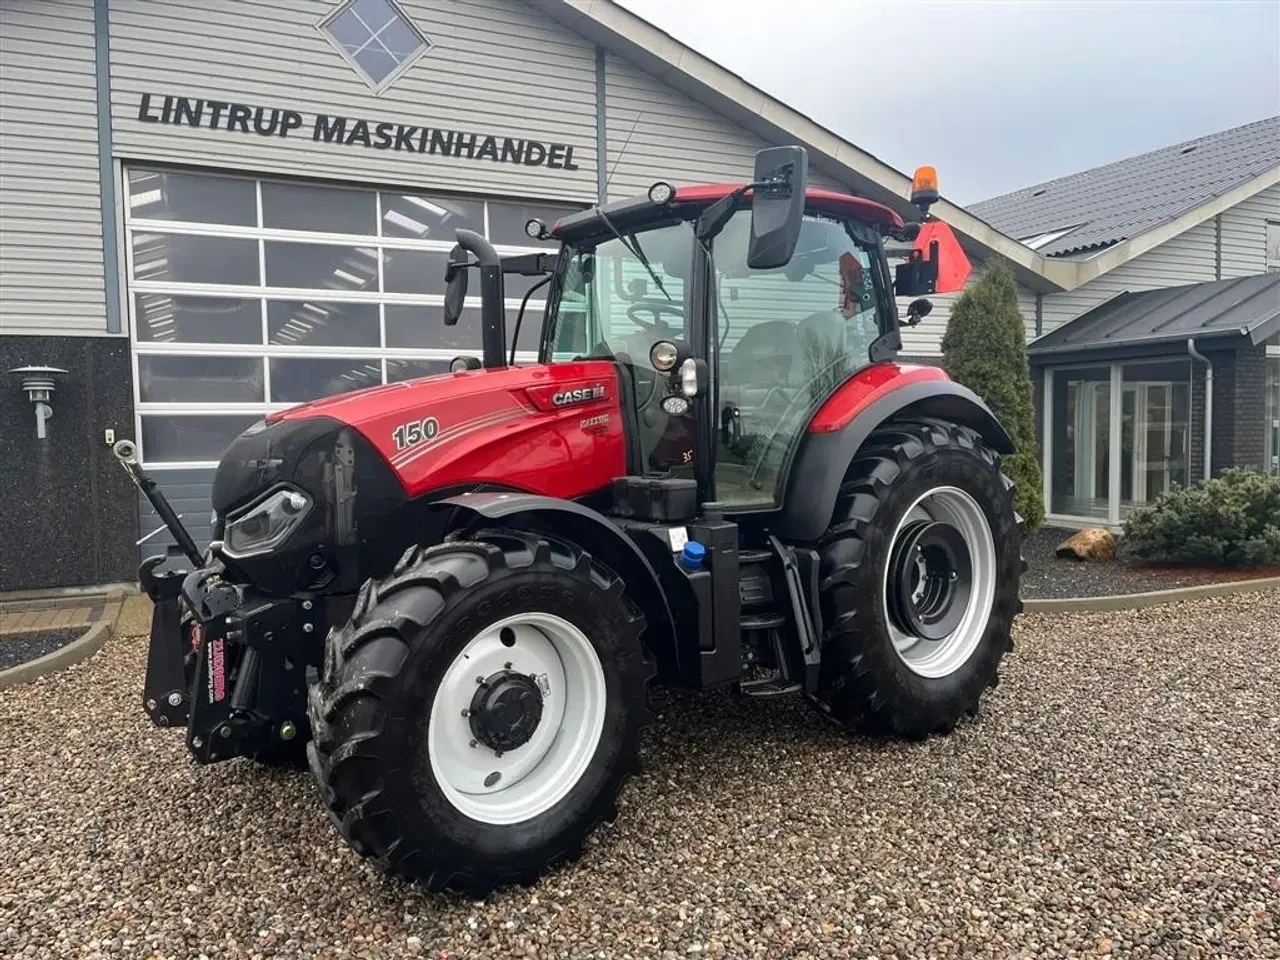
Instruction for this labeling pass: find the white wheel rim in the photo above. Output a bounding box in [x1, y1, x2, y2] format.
[427, 612, 607, 825]
[881, 485, 997, 679]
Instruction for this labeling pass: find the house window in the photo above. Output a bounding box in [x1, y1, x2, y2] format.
[1045, 359, 1192, 522]
[318, 0, 432, 91]
[1267, 221, 1280, 273]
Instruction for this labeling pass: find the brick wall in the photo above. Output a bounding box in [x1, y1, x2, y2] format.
[1229, 343, 1271, 471]
[1194, 342, 1271, 476]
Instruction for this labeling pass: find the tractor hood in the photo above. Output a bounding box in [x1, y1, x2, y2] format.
[262, 361, 629, 502]
[207, 360, 628, 596]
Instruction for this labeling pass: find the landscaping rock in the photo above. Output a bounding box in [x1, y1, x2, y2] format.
[1055, 527, 1117, 562]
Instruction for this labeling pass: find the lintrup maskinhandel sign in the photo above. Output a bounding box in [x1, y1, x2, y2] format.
[136, 93, 583, 171]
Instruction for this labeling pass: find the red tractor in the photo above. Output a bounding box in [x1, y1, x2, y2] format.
[116, 146, 1023, 896]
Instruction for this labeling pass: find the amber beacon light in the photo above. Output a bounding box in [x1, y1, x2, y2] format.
[911, 165, 940, 214]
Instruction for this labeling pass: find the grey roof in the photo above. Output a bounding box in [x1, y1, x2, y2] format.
[1027, 272, 1280, 358]
[968, 116, 1280, 258]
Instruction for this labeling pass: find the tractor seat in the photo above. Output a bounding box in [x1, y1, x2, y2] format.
[721, 320, 801, 409]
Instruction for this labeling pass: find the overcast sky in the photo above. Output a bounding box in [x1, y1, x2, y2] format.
[613, 0, 1280, 206]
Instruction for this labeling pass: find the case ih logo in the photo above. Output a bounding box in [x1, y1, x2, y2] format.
[552, 385, 606, 407]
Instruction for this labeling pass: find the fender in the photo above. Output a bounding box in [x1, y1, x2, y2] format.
[775, 369, 1015, 542]
[428, 491, 677, 667]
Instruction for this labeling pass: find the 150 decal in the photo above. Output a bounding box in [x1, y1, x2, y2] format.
[392, 416, 441, 451]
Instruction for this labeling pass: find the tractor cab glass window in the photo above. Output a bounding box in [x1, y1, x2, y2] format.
[712, 211, 886, 509]
[548, 222, 699, 476]
[548, 222, 692, 361]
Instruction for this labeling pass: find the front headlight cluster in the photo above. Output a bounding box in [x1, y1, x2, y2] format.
[221, 487, 312, 559]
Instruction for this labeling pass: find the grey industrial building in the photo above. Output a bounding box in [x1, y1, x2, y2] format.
[2, 0, 1277, 592]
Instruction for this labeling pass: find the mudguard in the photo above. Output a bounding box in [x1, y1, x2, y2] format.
[774, 370, 1014, 543]
[428, 491, 677, 666]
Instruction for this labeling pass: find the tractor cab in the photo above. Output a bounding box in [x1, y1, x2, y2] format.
[445, 146, 971, 514]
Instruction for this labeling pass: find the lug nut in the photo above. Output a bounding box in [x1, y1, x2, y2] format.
[302, 623, 314, 633]
[219, 726, 232, 738]
[192, 738, 203, 749]
[145, 698, 157, 711]
[167, 692, 183, 707]
[302, 600, 313, 611]
[279, 721, 297, 741]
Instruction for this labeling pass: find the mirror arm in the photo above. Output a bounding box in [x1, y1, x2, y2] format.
[453, 229, 507, 369]
[695, 171, 791, 243]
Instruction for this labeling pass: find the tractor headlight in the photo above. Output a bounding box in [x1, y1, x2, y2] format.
[221, 487, 312, 559]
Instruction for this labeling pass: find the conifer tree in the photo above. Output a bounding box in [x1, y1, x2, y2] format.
[940, 258, 1045, 532]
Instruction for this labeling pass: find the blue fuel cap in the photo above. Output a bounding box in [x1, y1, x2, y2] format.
[680, 540, 706, 570]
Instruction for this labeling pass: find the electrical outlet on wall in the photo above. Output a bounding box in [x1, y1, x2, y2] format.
[104, 428, 115, 445]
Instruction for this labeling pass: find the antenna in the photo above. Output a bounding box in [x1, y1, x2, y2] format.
[604, 110, 644, 197]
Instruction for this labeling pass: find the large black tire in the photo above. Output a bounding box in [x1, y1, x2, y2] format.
[812, 417, 1022, 738]
[306, 527, 653, 896]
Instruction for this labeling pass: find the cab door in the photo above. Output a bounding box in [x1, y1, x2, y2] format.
[545, 222, 702, 480]
[710, 212, 886, 510]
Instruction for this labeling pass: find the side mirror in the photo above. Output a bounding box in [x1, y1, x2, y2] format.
[747, 145, 808, 270]
[443, 244, 469, 327]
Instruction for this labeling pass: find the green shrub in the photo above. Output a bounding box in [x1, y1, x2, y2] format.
[1123, 467, 1280, 567]
[940, 258, 1045, 532]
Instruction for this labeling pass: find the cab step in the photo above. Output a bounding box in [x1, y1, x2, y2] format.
[740, 612, 786, 631]
[740, 676, 802, 698]
[738, 548, 773, 564]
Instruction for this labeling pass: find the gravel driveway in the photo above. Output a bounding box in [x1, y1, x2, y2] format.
[2, 592, 1277, 959]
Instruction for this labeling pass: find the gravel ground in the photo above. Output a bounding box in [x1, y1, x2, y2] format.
[0, 629, 78, 671]
[1020, 526, 1280, 600]
[2, 593, 1278, 960]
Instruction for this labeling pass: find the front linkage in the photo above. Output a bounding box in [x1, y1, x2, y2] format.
[118, 441, 319, 766]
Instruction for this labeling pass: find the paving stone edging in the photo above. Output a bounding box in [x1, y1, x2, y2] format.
[0, 620, 114, 691]
[1022, 575, 1280, 614]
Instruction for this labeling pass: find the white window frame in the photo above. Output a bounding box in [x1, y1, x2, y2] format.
[125, 166, 576, 468]
[316, 0, 434, 95]
[1266, 221, 1280, 273]
[1043, 360, 1195, 529]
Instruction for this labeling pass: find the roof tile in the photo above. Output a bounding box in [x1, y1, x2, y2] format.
[968, 117, 1280, 257]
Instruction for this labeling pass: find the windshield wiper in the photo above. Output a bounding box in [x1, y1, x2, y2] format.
[597, 208, 673, 301]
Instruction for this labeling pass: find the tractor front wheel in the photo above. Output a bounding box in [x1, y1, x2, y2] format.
[813, 417, 1022, 738]
[306, 528, 652, 896]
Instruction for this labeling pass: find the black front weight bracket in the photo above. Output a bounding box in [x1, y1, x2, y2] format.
[186, 595, 319, 764]
[141, 555, 195, 728]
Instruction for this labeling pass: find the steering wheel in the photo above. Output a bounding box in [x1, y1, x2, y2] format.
[626, 299, 685, 334]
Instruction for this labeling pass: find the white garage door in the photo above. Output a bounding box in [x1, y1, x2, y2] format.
[125, 164, 581, 560]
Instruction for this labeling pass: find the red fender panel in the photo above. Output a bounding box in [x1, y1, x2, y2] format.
[808, 363, 951, 434]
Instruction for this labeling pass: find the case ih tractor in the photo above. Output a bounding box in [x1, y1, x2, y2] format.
[117, 146, 1023, 896]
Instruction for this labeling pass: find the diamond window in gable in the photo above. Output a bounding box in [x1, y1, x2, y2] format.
[319, 0, 432, 92]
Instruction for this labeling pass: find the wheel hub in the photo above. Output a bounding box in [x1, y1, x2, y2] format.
[887, 519, 973, 641]
[469, 670, 545, 752]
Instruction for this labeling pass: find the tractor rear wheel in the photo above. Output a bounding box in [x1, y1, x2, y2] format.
[812, 417, 1022, 738]
[305, 528, 652, 896]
